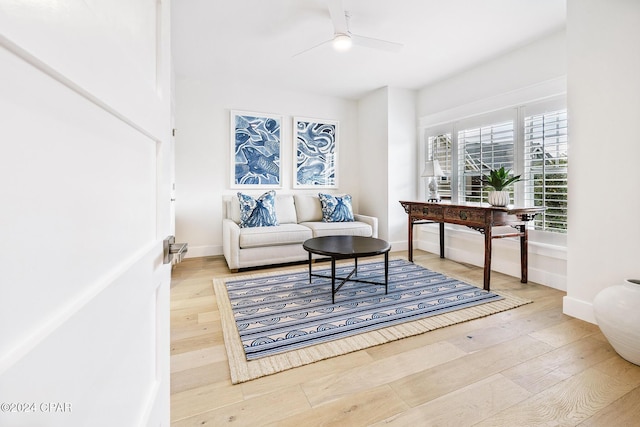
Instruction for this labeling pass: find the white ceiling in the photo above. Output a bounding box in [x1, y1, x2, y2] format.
[172, 0, 566, 100]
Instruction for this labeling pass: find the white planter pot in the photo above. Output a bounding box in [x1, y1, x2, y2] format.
[487, 191, 510, 206]
[593, 279, 640, 366]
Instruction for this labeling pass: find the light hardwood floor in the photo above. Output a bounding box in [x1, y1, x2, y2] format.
[170, 251, 640, 426]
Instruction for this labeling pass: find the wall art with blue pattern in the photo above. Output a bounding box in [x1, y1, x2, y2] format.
[294, 117, 339, 188]
[231, 111, 282, 188]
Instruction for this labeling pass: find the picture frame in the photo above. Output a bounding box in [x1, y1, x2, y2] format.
[230, 110, 282, 188]
[293, 117, 339, 188]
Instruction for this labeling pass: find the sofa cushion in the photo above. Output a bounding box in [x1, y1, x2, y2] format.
[301, 221, 372, 238]
[318, 193, 354, 222]
[239, 223, 313, 249]
[275, 194, 298, 224]
[238, 191, 278, 228]
[294, 194, 323, 222]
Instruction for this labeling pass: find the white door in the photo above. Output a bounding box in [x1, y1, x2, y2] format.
[0, 1, 172, 426]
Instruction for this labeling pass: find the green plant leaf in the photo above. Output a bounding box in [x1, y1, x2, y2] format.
[482, 167, 522, 191]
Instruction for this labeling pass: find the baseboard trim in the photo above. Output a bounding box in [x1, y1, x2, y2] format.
[184, 245, 222, 259]
[415, 229, 566, 291]
[563, 296, 596, 325]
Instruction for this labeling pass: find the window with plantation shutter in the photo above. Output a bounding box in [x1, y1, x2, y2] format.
[421, 96, 567, 235]
[523, 109, 568, 233]
[457, 121, 515, 203]
[427, 134, 452, 200]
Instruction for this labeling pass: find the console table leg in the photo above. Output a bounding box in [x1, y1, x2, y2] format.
[483, 227, 492, 291]
[520, 224, 528, 283]
[439, 222, 445, 258]
[408, 218, 414, 262]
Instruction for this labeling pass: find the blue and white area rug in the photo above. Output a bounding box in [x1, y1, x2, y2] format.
[214, 259, 531, 384]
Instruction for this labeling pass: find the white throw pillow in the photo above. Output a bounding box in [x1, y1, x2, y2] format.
[275, 195, 298, 224]
[294, 194, 323, 222]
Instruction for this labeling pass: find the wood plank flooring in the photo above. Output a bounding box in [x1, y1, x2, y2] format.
[170, 251, 640, 426]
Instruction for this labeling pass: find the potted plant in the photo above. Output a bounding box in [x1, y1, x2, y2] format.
[482, 167, 522, 206]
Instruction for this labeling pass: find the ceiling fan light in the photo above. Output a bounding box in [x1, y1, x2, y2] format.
[333, 33, 352, 51]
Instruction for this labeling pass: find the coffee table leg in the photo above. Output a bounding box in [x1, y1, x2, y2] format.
[331, 258, 336, 304]
[307, 252, 312, 283]
[354, 257, 358, 277]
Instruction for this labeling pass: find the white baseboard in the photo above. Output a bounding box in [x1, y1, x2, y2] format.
[185, 245, 222, 259]
[563, 296, 596, 325]
[414, 225, 567, 291]
[188, 241, 409, 260]
[389, 240, 408, 252]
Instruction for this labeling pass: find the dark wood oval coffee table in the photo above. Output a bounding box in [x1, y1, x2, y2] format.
[303, 235, 392, 304]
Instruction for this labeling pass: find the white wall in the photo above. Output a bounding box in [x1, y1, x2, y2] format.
[414, 30, 568, 291]
[355, 87, 417, 245]
[175, 78, 359, 257]
[358, 88, 390, 239]
[417, 30, 567, 118]
[387, 88, 417, 246]
[564, 0, 640, 323]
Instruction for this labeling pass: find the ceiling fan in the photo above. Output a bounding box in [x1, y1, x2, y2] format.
[293, 0, 403, 57]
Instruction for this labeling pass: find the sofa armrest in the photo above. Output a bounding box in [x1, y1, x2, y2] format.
[354, 214, 378, 238]
[222, 218, 241, 271]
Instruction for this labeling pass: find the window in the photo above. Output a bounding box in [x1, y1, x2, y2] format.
[423, 100, 568, 234]
[458, 121, 515, 203]
[524, 109, 568, 232]
[427, 134, 452, 200]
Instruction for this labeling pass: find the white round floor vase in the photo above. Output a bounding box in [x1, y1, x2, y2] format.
[593, 279, 640, 366]
[487, 191, 510, 207]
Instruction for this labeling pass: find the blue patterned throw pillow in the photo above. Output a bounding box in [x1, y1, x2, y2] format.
[318, 193, 354, 222]
[237, 191, 279, 228]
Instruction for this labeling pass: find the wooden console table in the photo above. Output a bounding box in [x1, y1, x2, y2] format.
[399, 201, 545, 291]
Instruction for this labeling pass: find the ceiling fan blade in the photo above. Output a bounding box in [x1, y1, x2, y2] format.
[352, 34, 403, 53]
[292, 38, 332, 58]
[327, 0, 348, 34]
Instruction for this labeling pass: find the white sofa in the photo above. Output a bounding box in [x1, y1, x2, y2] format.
[222, 193, 378, 271]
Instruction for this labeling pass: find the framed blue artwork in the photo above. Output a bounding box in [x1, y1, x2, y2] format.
[231, 111, 282, 188]
[293, 117, 339, 188]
